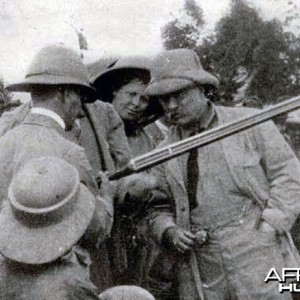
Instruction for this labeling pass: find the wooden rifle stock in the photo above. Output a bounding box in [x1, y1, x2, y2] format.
[108, 96, 300, 181]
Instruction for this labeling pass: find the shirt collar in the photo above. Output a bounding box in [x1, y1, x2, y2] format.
[31, 107, 66, 130]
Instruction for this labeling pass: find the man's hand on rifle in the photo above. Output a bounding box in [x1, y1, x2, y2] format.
[163, 226, 196, 253]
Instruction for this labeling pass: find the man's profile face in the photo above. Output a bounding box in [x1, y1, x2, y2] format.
[158, 86, 208, 127]
[62, 88, 82, 131]
[112, 79, 149, 122]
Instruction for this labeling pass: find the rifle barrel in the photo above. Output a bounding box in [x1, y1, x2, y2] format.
[109, 96, 300, 180]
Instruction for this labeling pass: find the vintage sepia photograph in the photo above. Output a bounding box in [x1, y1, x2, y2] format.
[0, 0, 300, 299]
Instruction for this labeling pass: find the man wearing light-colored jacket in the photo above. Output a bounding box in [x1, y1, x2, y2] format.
[0, 45, 114, 299]
[145, 49, 300, 299]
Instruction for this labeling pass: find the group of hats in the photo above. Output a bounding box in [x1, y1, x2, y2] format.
[6, 45, 219, 103]
[2, 45, 218, 264]
[88, 48, 219, 99]
[6, 45, 97, 103]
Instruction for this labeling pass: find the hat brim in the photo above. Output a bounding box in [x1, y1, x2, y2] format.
[90, 58, 150, 85]
[92, 68, 150, 103]
[0, 184, 95, 265]
[144, 78, 194, 97]
[6, 75, 97, 103]
[144, 70, 219, 97]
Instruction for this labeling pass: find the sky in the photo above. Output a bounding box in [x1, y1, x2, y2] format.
[0, 0, 299, 85]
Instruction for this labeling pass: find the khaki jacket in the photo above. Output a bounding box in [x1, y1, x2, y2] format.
[0, 113, 113, 240]
[149, 105, 300, 299]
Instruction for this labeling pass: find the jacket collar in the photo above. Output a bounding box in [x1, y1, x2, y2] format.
[30, 107, 66, 130]
[23, 112, 66, 135]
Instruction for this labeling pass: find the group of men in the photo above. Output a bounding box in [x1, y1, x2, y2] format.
[0, 44, 299, 300]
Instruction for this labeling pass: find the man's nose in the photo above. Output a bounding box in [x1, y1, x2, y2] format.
[132, 95, 141, 106]
[167, 98, 179, 110]
[77, 106, 85, 119]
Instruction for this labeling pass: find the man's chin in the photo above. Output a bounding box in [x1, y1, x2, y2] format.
[123, 113, 141, 122]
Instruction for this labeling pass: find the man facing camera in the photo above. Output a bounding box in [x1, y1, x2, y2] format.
[146, 49, 300, 300]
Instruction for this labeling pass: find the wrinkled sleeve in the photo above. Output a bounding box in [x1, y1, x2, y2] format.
[64, 145, 114, 246]
[147, 156, 176, 244]
[86, 194, 114, 247]
[0, 102, 31, 137]
[106, 103, 132, 168]
[255, 121, 300, 232]
[64, 145, 99, 193]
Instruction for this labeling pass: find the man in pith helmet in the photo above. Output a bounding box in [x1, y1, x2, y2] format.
[0, 47, 132, 292]
[146, 49, 300, 299]
[0, 45, 114, 299]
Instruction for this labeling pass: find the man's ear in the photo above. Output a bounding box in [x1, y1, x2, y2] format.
[57, 86, 66, 101]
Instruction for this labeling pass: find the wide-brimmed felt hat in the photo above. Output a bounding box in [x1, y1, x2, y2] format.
[87, 56, 119, 84]
[0, 156, 95, 265]
[91, 55, 163, 125]
[90, 55, 151, 101]
[6, 45, 97, 103]
[144, 49, 219, 97]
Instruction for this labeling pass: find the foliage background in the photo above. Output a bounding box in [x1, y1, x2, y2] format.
[162, 0, 300, 106]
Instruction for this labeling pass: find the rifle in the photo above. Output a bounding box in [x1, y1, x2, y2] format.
[108, 95, 300, 181]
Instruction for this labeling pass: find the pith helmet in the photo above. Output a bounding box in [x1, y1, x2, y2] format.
[145, 49, 219, 96]
[6, 45, 96, 102]
[0, 156, 95, 264]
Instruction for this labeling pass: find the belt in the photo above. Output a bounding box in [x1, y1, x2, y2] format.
[190, 202, 255, 237]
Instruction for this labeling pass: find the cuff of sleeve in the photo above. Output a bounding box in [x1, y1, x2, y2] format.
[262, 208, 288, 233]
[151, 216, 176, 244]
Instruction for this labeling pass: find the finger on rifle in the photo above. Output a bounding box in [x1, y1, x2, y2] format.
[97, 171, 109, 184]
[183, 230, 196, 240]
[177, 241, 192, 252]
[180, 234, 195, 246]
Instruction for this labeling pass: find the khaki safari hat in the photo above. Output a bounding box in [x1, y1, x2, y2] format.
[0, 156, 95, 264]
[6, 45, 96, 103]
[145, 49, 219, 97]
[91, 55, 151, 102]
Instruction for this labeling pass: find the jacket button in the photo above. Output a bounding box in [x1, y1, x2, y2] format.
[181, 207, 186, 212]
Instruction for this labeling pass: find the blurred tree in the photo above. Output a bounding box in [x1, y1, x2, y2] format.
[162, 0, 300, 106]
[162, 0, 204, 49]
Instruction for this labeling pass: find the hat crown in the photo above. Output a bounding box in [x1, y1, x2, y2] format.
[111, 55, 151, 72]
[92, 55, 151, 85]
[151, 49, 202, 81]
[145, 49, 219, 96]
[0, 157, 95, 265]
[9, 157, 79, 212]
[26, 45, 90, 87]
